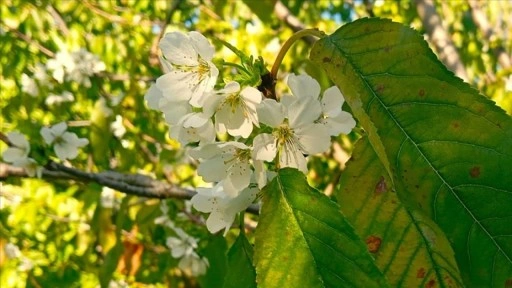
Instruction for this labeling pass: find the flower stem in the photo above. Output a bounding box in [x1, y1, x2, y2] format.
[270, 28, 326, 80]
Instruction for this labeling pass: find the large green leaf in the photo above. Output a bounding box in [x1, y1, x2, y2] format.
[254, 168, 388, 288]
[223, 233, 257, 288]
[311, 18, 512, 287]
[338, 137, 464, 287]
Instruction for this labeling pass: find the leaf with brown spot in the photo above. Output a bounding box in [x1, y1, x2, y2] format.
[366, 235, 382, 253]
[313, 18, 512, 287]
[338, 137, 464, 287]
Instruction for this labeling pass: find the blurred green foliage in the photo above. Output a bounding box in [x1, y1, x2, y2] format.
[0, 0, 510, 287]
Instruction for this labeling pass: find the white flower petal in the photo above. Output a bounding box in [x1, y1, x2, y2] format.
[287, 74, 321, 100]
[322, 86, 344, 117]
[257, 99, 284, 127]
[7, 132, 29, 149]
[197, 156, 227, 182]
[144, 84, 163, 110]
[159, 32, 198, 66]
[160, 99, 191, 125]
[2, 147, 26, 163]
[253, 160, 267, 189]
[279, 146, 308, 173]
[225, 161, 251, 195]
[206, 210, 232, 234]
[288, 96, 322, 128]
[253, 133, 277, 162]
[227, 118, 253, 138]
[40, 127, 55, 144]
[52, 122, 68, 136]
[191, 191, 216, 213]
[54, 142, 76, 160]
[295, 123, 330, 154]
[189, 31, 215, 61]
[156, 72, 194, 102]
[182, 113, 209, 128]
[321, 111, 356, 136]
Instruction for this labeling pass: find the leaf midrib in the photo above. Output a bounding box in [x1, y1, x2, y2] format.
[327, 37, 512, 267]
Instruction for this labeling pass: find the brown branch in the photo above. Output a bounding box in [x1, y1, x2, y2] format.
[273, 1, 315, 45]
[1, 24, 55, 58]
[0, 162, 260, 214]
[46, 5, 70, 36]
[468, 0, 511, 70]
[415, 0, 469, 82]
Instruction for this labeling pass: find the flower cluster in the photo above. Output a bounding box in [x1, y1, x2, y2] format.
[155, 202, 209, 276]
[146, 31, 356, 235]
[46, 49, 106, 87]
[2, 123, 89, 177]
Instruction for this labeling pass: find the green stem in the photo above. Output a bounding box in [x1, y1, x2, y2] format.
[270, 29, 326, 80]
[222, 61, 249, 74]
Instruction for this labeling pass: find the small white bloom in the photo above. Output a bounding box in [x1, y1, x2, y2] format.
[18, 257, 34, 271]
[166, 228, 198, 259]
[13, 158, 43, 178]
[33, 63, 49, 85]
[45, 91, 75, 106]
[4, 243, 21, 259]
[203, 81, 262, 138]
[40, 122, 89, 160]
[318, 86, 356, 136]
[110, 115, 127, 138]
[178, 253, 209, 276]
[191, 142, 258, 197]
[100, 187, 116, 208]
[156, 31, 219, 107]
[170, 112, 215, 146]
[254, 97, 330, 173]
[21, 73, 39, 97]
[2, 132, 30, 163]
[191, 183, 257, 235]
[144, 84, 163, 110]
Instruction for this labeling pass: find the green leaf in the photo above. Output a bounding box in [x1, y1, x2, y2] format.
[254, 168, 388, 288]
[223, 233, 257, 288]
[198, 235, 228, 288]
[338, 137, 464, 287]
[311, 18, 512, 287]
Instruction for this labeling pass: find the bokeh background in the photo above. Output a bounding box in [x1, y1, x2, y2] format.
[1, 0, 511, 287]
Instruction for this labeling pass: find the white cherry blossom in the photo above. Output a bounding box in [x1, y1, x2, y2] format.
[156, 31, 219, 107]
[21, 73, 39, 97]
[166, 227, 198, 258]
[191, 183, 257, 235]
[110, 115, 127, 138]
[191, 142, 261, 197]
[2, 132, 30, 163]
[318, 86, 356, 136]
[287, 74, 356, 136]
[179, 253, 209, 276]
[45, 91, 74, 106]
[170, 112, 216, 146]
[40, 122, 89, 160]
[254, 96, 330, 173]
[203, 81, 262, 138]
[13, 158, 43, 178]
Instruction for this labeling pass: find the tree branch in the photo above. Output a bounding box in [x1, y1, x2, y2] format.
[415, 0, 469, 82]
[468, 0, 511, 70]
[0, 162, 260, 214]
[273, 1, 316, 45]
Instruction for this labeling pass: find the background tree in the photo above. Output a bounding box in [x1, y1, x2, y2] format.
[1, 0, 511, 287]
